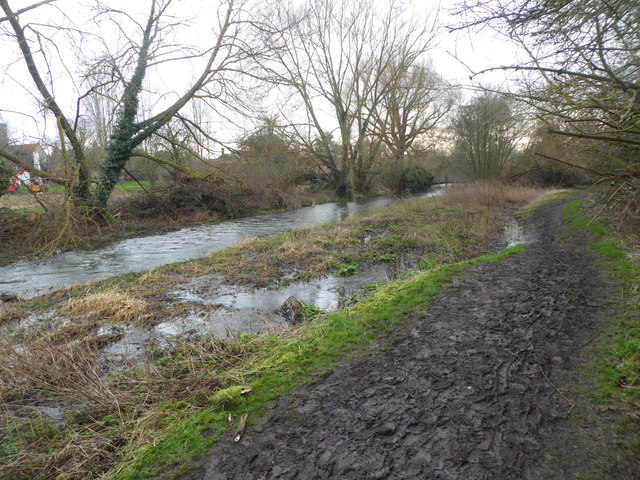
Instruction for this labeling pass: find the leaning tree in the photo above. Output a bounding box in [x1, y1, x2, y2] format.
[0, 0, 263, 222]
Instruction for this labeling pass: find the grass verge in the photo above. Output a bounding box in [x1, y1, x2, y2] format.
[562, 198, 639, 472]
[107, 244, 526, 480]
[514, 188, 576, 218]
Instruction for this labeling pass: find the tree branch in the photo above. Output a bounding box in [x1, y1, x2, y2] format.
[0, 0, 55, 23]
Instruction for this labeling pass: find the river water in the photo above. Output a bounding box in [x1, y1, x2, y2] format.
[0, 191, 442, 299]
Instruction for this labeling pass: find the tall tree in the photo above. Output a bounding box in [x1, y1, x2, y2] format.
[261, 0, 437, 196]
[371, 60, 455, 176]
[451, 92, 523, 180]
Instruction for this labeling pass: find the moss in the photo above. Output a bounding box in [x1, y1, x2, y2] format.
[209, 386, 251, 411]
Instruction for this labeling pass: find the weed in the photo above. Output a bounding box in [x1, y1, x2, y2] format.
[335, 263, 358, 276]
[377, 252, 398, 262]
[300, 301, 323, 321]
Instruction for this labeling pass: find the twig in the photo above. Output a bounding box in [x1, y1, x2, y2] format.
[539, 365, 575, 417]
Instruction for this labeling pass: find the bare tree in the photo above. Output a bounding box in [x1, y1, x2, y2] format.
[371, 60, 456, 178]
[451, 92, 523, 180]
[0, 0, 262, 221]
[453, 0, 640, 186]
[260, 0, 437, 196]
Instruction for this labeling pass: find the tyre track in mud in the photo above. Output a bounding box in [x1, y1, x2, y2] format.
[179, 201, 608, 479]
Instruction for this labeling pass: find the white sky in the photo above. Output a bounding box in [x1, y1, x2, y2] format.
[0, 0, 522, 145]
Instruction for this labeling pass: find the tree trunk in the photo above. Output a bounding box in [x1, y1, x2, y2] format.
[91, 5, 155, 221]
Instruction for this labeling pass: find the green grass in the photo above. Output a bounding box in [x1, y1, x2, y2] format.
[562, 199, 639, 407]
[515, 188, 576, 218]
[46, 180, 152, 194]
[108, 244, 526, 479]
[0, 188, 538, 479]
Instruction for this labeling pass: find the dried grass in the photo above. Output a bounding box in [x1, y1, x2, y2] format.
[131, 271, 178, 297]
[60, 290, 152, 324]
[0, 338, 123, 412]
[443, 182, 543, 207]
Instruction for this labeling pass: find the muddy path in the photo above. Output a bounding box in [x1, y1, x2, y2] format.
[177, 201, 617, 479]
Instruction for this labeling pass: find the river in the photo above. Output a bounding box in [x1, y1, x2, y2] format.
[0, 190, 442, 299]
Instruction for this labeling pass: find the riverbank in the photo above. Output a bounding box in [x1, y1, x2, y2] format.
[177, 193, 638, 480]
[0, 183, 545, 479]
[16, 183, 638, 479]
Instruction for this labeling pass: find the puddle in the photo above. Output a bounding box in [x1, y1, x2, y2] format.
[100, 264, 403, 364]
[502, 217, 528, 247]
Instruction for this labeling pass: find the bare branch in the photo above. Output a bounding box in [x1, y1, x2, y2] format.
[0, 0, 55, 23]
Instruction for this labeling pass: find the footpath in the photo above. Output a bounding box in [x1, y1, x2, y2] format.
[179, 201, 624, 479]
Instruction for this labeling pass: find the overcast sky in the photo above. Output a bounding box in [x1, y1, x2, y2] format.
[0, 0, 522, 144]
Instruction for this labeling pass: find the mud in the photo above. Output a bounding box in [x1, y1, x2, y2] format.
[178, 201, 620, 479]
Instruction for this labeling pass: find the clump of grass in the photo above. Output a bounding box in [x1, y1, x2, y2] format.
[0, 337, 123, 411]
[60, 290, 153, 324]
[131, 271, 177, 297]
[443, 181, 542, 207]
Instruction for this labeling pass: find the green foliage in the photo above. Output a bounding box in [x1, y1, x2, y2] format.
[300, 301, 323, 320]
[209, 386, 251, 411]
[335, 263, 358, 276]
[377, 252, 397, 262]
[0, 159, 12, 197]
[399, 165, 434, 193]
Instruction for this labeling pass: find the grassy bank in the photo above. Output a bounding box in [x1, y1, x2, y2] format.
[562, 198, 639, 470]
[0, 184, 542, 480]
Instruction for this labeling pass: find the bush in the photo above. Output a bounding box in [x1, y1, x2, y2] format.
[518, 167, 587, 187]
[118, 177, 250, 219]
[0, 160, 12, 198]
[399, 165, 434, 193]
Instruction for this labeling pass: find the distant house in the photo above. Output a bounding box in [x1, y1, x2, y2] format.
[0, 123, 47, 171]
[0, 124, 49, 192]
[9, 143, 46, 170]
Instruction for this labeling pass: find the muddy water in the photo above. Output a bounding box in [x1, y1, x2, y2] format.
[0, 191, 442, 299]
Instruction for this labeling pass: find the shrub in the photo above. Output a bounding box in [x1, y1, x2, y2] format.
[400, 165, 434, 193]
[0, 160, 12, 198]
[518, 167, 587, 187]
